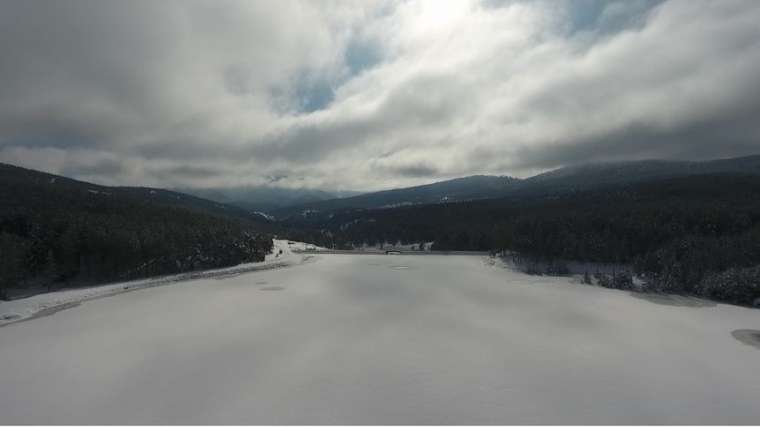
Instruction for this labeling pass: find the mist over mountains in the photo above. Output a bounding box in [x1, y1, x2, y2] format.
[176, 186, 362, 214]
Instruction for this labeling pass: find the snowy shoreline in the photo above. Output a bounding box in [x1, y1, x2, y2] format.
[0, 239, 315, 327]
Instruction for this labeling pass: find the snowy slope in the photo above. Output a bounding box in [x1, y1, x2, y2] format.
[1, 254, 759, 424]
[0, 239, 307, 326]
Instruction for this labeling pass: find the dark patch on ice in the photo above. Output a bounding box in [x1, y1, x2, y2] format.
[731, 329, 760, 350]
[255, 281, 268, 285]
[260, 286, 284, 291]
[628, 292, 716, 308]
[1, 313, 21, 321]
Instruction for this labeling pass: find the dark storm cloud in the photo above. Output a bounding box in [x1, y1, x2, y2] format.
[266, 174, 289, 183]
[249, 120, 372, 164]
[504, 113, 760, 171]
[166, 165, 222, 179]
[392, 163, 439, 178]
[60, 158, 127, 179]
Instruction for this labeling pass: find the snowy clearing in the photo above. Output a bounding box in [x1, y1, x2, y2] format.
[1, 254, 759, 424]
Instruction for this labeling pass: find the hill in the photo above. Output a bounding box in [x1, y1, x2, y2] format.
[273, 175, 520, 220]
[0, 163, 273, 299]
[274, 154, 760, 220]
[287, 172, 760, 306]
[178, 186, 359, 214]
[518, 155, 760, 196]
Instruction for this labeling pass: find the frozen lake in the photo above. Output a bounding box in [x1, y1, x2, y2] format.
[1, 254, 760, 424]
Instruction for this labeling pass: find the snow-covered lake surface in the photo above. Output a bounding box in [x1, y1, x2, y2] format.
[1, 254, 760, 424]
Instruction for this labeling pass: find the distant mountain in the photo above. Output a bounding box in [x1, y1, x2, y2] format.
[275, 154, 760, 221]
[0, 162, 273, 299]
[293, 172, 760, 306]
[273, 175, 521, 220]
[279, 153, 760, 249]
[178, 186, 362, 214]
[518, 155, 760, 196]
[0, 163, 276, 226]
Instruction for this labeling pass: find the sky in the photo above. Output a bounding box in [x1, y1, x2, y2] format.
[1, 0, 759, 191]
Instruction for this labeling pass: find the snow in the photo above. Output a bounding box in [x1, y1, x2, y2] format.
[285, 240, 328, 251]
[0, 239, 303, 326]
[253, 210, 275, 221]
[1, 254, 760, 424]
[379, 201, 416, 208]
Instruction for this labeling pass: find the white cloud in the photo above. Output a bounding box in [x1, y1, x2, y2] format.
[1, 0, 759, 191]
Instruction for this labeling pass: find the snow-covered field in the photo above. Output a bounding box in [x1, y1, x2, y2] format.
[1, 254, 759, 424]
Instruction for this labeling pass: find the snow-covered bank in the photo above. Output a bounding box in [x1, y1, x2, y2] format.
[1, 254, 760, 424]
[0, 239, 311, 327]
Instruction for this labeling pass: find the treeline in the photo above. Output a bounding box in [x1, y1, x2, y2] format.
[288, 174, 760, 306]
[0, 164, 272, 300]
[0, 211, 272, 300]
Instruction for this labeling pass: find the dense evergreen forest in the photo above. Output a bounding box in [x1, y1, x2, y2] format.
[286, 174, 760, 306]
[0, 163, 273, 300]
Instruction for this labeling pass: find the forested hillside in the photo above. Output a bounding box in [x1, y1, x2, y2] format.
[178, 185, 352, 213]
[517, 155, 760, 195]
[273, 175, 520, 219]
[274, 155, 760, 220]
[0, 163, 273, 299]
[292, 174, 760, 306]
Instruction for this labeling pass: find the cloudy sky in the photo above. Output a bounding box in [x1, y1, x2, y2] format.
[1, 0, 759, 191]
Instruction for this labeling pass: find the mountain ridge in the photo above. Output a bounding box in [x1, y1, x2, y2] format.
[0, 162, 275, 226]
[274, 154, 760, 220]
[0, 162, 274, 300]
[272, 174, 521, 219]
